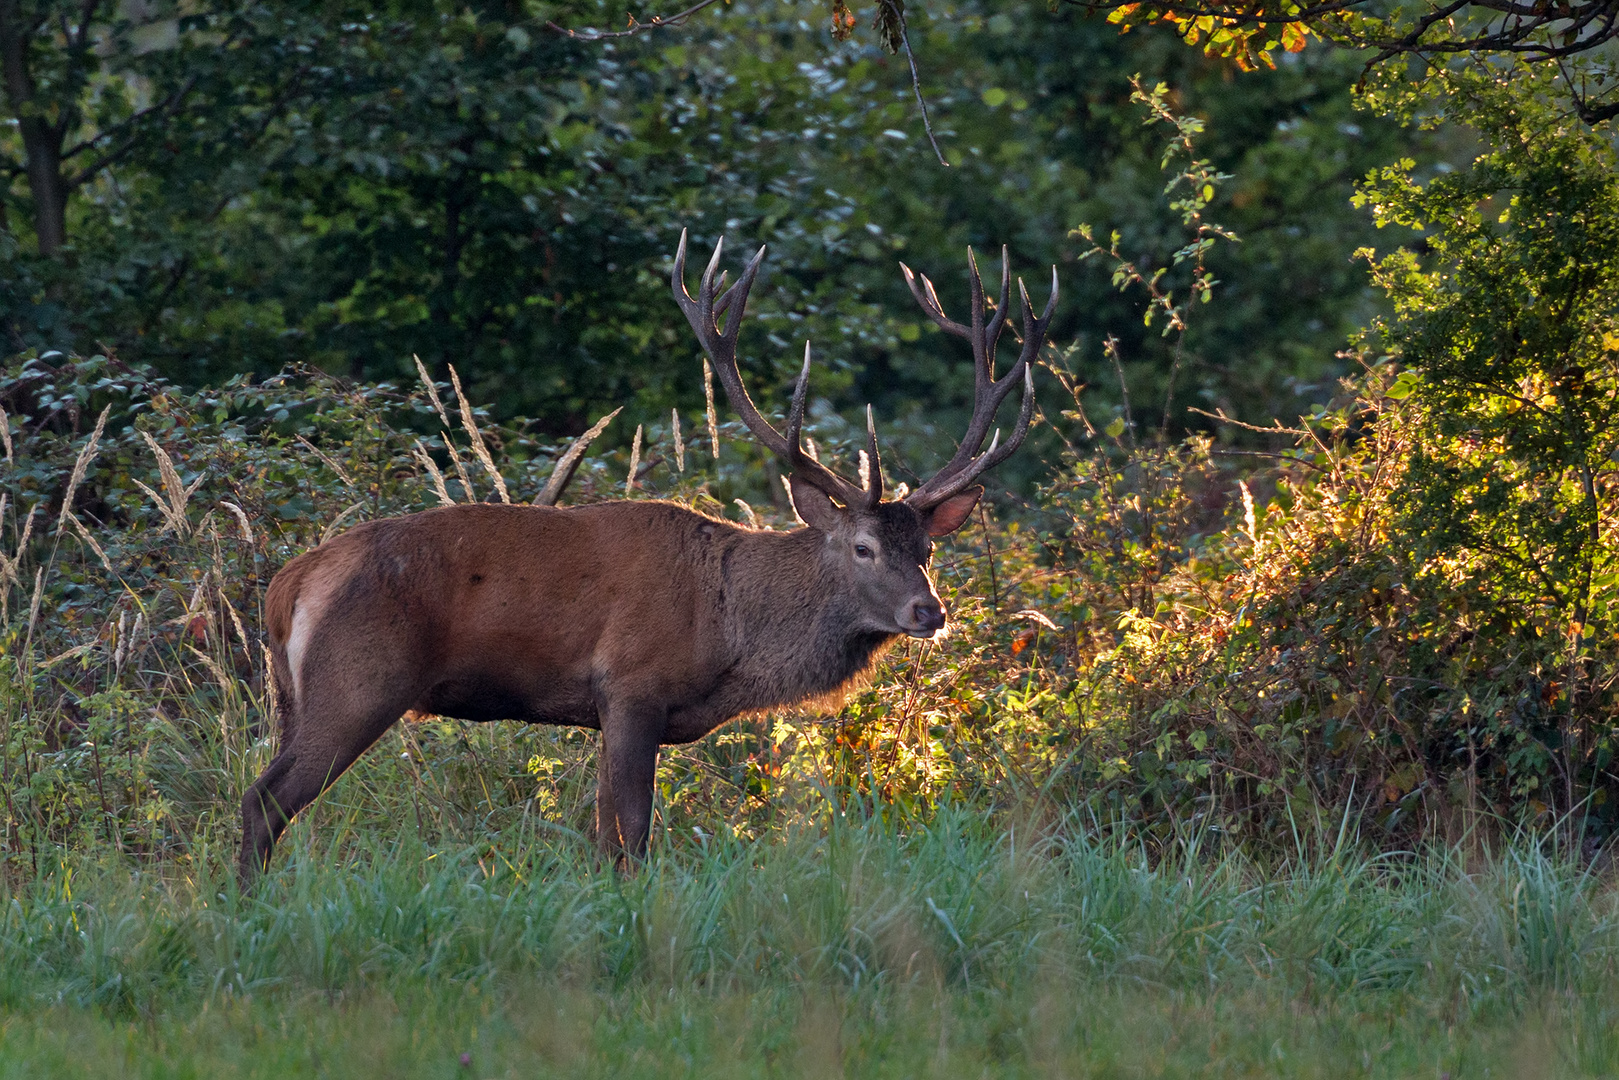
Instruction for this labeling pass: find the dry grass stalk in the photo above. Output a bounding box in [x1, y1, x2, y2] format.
[2, 502, 35, 624]
[413, 354, 454, 431]
[25, 567, 43, 645]
[177, 580, 210, 637]
[219, 501, 256, 548]
[0, 496, 11, 590]
[672, 410, 686, 473]
[320, 502, 365, 546]
[0, 405, 12, 463]
[448, 365, 510, 504]
[66, 511, 114, 573]
[56, 406, 111, 534]
[412, 442, 456, 507]
[218, 585, 251, 656]
[261, 642, 278, 724]
[185, 644, 241, 748]
[1241, 480, 1260, 561]
[113, 611, 129, 675]
[295, 435, 356, 489]
[734, 499, 759, 528]
[134, 430, 205, 536]
[14, 502, 34, 560]
[626, 424, 643, 495]
[448, 443, 477, 503]
[536, 408, 621, 506]
[416, 355, 475, 500]
[703, 358, 721, 459]
[41, 641, 97, 669]
[186, 644, 234, 691]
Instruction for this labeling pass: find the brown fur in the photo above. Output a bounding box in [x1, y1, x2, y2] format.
[239, 492, 977, 881]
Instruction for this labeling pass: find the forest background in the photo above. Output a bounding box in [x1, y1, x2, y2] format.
[5, 0, 1619, 1071]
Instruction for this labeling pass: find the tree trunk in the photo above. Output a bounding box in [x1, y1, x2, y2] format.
[0, 0, 69, 256]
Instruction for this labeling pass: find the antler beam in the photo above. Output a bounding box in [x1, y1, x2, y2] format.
[672, 230, 880, 510]
[900, 247, 1059, 511]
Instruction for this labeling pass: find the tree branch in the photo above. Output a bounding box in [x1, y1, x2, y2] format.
[544, 0, 728, 40]
[880, 0, 948, 167]
[1077, 0, 1619, 65]
[63, 74, 199, 189]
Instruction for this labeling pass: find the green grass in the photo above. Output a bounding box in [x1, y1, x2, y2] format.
[3, 804, 1619, 1076]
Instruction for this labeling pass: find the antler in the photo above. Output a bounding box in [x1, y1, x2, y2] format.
[899, 247, 1059, 511]
[672, 229, 881, 511]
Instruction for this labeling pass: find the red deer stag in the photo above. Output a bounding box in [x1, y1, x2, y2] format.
[239, 232, 1057, 882]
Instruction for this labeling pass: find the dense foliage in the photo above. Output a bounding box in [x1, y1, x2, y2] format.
[3, 0, 1430, 468]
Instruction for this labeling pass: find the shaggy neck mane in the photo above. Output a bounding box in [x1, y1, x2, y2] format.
[720, 526, 899, 711]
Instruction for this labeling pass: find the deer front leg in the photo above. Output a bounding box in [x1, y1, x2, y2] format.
[596, 703, 664, 864]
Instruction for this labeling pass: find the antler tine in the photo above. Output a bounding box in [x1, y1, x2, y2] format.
[699, 235, 726, 308]
[900, 263, 970, 337]
[1015, 267, 1060, 370]
[901, 248, 1010, 380]
[780, 342, 871, 508]
[784, 341, 813, 452]
[949, 365, 1037, 489]
[673, 231, 873, 510]
[983, 246, 1012, 381]
[861, 404, 883, 508]
[906, 255, 1058, 511]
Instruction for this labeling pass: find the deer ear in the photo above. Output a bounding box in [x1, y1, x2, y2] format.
[922, 486, 982, 537]
[787, 475, 843, 532]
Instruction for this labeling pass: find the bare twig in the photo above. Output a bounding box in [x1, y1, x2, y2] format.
[1209, 448, 1328, 472]
[1104, 336, 1136, 448]
[1187, 406, 1308, 437]
[545, 0, 727, 39]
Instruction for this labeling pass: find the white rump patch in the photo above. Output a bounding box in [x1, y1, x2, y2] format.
[285, 593, 324, 707]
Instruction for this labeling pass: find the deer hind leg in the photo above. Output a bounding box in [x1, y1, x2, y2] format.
[239, 649, 422, 886]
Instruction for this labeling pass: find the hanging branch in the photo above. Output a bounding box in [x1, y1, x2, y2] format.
[875, 0, 949, 167]
[544, 0, 728, 39]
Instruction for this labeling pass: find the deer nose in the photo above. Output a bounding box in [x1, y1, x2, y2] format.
[903, 598, 946, 636]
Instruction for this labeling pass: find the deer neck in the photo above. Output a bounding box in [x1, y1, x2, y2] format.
[720, 527, 897, 707]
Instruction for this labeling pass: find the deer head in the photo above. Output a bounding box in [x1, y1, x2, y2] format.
[672, 230, 1058, 637]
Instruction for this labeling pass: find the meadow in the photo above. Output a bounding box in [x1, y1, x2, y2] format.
[5, 345, 1619, 1076]
[6, 805, 1619, 1077]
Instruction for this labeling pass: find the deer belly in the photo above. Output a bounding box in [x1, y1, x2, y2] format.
[414, 674, 597, 727]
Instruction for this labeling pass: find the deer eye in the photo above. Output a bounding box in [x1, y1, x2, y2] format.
[854, 543, 874, 560]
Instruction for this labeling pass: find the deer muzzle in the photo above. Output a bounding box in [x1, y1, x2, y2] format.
[900, 597, 947, 637]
